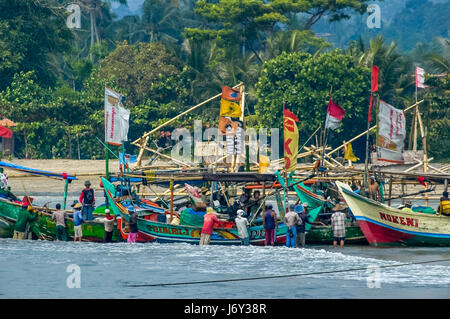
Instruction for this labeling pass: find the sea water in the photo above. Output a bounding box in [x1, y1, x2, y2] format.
[2, 193, 448, 299]
[0, 239, 449, 299]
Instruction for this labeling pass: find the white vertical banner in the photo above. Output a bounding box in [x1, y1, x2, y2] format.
[376, 100, 406, 163]
[415, 66, 427, 88]
[105, 87, 130, 145]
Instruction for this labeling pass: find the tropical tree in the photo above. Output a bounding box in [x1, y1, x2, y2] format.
[0, 0, 73, 90]
[348, 35, 410, 106]
[77, 0, 127, 58]
[0, 71, 101, 159]
[263, 29, 330, 61]
[185, 0, 371, 62]
[422, 73, 450, 161]
[255, 50, 371, 156]
[93, 41, 195, 141]
[425, 37, 450, 74]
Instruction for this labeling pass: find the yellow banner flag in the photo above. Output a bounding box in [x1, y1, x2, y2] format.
[283, 109, 299, 172]
[344, 142, 359, 162]
[220, 98, 242, 118]
[258, 154, 270, 173]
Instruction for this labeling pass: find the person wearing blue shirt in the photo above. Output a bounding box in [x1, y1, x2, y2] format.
[295, 204, 316, 247]
[72, 202, 84, 242]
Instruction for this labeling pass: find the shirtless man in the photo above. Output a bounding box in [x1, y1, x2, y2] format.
[368, 176, 380, 201]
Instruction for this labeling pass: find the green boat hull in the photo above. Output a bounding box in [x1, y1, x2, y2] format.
[306, 224, 367, 244]
[0, 198, 122, 242]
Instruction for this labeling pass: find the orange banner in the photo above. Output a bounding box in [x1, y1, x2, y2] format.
[283, 109, 299, 172]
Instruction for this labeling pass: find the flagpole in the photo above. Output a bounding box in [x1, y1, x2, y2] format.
[321, 86, 332, 168]
[413, 67, 418, 151]
[364, 99, 371, 191]
[105, 143, 109, 180]
[283, 101, 288, 217]
[415, 67, 418, 105]
[365, 66, 378, 192]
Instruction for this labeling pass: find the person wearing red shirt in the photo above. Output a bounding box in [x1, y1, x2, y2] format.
[200, 207, 223, 245]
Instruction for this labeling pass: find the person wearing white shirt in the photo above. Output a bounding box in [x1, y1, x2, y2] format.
[235, 209, 250, 246]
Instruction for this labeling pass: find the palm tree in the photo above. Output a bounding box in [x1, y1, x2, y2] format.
[355, 35, 410, 105]
[425, 37, 450, 73]
[263, 30, 330, 61]
[141, 0, 183, 45]
[181, 39, 224, 103]
[78, 0, 127, 60]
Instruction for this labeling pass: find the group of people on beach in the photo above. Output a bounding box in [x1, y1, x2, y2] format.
[58, 180, 141, 243]
[197, 197, 347, 248]
[11, 180, 126, 243]
[265, 201, 347, 248]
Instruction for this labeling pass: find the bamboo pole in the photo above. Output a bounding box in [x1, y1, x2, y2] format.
[308, 145, 343, 167]
[388, 176, 393, 206]
[401, 182, 405, 205]
[149, 184, 183, 202]
[303, 146, 336, 167]
[326, 100, 424, 158]
[344, 167, 450, 180]
[136, 135, 150, 168]
[132, 83, 243, 146]
[427, 164, 446, 174]
[416, 109, 429, 206]
[327, 124, 377, 158]
[271, 146, 330, 164]
[413, 108, 418, 151]
[169, 178, 174, 223]
[218, 182, 231, 207]
[139, 145, 194, 167]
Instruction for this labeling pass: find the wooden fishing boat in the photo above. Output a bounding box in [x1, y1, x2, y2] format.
[294, 182, 327, 208]
[102, 177, 289, 245]
[0, 197, 122, 242]
[134, 215, 287, 245]
[306, 224, 367, 244]
[0, 161, 123, 242]
[101, 179, 166, 242]
[274, 172, 366, 244]
[335, 181, 450, 247]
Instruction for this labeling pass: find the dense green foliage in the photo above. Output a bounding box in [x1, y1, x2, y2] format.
[0, 0, 73, 90]
[255, 50, 370, 135]
[0, 0, 448, 162]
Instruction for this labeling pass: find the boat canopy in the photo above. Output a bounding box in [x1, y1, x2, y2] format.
[0, 161, 77, 180]
[130, 171, 277, 183]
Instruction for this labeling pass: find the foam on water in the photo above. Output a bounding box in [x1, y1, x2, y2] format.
[0, 239, 449, 298]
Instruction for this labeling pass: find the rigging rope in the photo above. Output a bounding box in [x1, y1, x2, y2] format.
[123, 257, 450, 288]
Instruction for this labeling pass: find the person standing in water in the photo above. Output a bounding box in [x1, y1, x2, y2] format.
[262, 204, 278, 246]
[331, 204, 347, 248]
[200, 207, 223, 246]
[235, 209, 250, 246]
[80, 180, 95, 220]
[52, 203, 68, 241]
[13, 204, 38, 240]
[127, 206, 138, 243]
[72, 202, 83, 242]
[102, 209, 116, 243]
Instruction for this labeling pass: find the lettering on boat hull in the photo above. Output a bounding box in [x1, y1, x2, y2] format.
[379, 212, 418, 228]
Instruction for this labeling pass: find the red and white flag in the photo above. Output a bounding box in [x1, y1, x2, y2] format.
[325, 99, 345, 130]
[415, 66, 427, 88]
